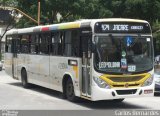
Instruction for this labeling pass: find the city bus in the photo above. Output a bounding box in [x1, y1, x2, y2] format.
[4, 18, 154, 102]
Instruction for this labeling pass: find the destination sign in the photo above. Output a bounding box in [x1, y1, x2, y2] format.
[94, 22, 151, 33]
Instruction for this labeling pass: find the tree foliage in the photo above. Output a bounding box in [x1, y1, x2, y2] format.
[0, 0, 17, 7]
[1, 0, 160, 33]
[1, 0, 160, 29]
[10, 0, 160, 29]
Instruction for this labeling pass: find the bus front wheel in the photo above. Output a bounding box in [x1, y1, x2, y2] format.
[21, 69, 30, 88]
[66, 78, 77, 102]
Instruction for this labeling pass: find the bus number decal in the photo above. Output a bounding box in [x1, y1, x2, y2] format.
[101, 24, 110, 31]
[128, 65, 136, 72]
[58, 63, 68, 69]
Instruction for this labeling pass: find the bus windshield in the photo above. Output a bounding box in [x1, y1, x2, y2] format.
[94, 35, 153, 74]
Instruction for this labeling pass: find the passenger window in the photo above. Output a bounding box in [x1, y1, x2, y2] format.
[51, 32, 63, 55]
[30, 34, 39, 54]
[21, 35, 30, 53]
[71, 30, 80, 57]
[64, 31, 72, 56]
[39, 33, 50, 55]
[63, 30, 80, 57]
[5, 36, 12, 53]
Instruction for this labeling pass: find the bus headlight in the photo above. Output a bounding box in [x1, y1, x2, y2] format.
[93, 76, 110, 89]
[142, 75, 154, 87]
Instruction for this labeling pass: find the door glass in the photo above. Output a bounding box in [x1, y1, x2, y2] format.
[81, 36, 91, 95]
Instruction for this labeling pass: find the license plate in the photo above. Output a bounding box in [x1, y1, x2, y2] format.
[144, 89, 153, 94]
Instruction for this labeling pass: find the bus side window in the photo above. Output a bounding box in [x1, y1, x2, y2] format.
[51, 33, 55, 55]
[51, 32, 60, 55]
[12, 35, 21, 53]
[21, 35, 30, 54]
[5, 36, 12, 53]
[30, 34, 39, 54]
[5, 36, 9, 52]
[35, 35, 39, 54]
[58, 32, 64, 56]
[71, 30, 80, 57]
[39, 33, 50, 55]
[64, 31, 72, 56]
[17, 36, 21, 53]
[63, 30, 80, 57]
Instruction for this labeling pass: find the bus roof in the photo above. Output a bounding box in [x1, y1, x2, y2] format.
[6, 18, 149, 35]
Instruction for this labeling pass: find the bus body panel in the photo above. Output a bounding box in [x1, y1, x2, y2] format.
[4, 18, 154, 101]
[4, 53, 13, 77]
[27, 54, 50, 87]
[91, 69, 154, 101]
[7, 53, 82, 96]
[91, 84, 154, 101]
[49, 56, 81, 96]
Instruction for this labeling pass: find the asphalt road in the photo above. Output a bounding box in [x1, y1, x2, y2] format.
[0, 70, 160, 110]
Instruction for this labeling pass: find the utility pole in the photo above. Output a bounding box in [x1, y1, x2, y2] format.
[38, 0, 41, 25]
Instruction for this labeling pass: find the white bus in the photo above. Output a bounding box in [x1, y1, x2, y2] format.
[4, 18, 154, 102]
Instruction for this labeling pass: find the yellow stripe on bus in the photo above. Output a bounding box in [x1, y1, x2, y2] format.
[73, 66, 78, 78]
[58, 23, 80, 30]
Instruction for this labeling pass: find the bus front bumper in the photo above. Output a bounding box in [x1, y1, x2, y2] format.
[91, 85, 154, 101]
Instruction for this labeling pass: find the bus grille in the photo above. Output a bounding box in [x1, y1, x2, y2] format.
[108, 76, 144, 82]
[116, 89, 137, 95]
[112, 84, 139, 88]
[101, 73, 150, 88]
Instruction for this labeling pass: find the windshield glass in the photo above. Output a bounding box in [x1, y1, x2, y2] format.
[94, 35, 153, 74]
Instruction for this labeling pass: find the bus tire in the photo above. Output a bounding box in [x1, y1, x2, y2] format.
[66, 78, 77, 102]
[21, 69, 30, 88]
[112, 98, 124, 103]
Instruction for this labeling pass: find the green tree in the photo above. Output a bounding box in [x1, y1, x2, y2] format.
[15, 0, 113, 27]
[0, 0, 17, 6]
[1, 0, 160, 29]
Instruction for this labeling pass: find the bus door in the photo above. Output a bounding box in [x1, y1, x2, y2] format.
[80, 35, 92, 97]
[12, 37, 18, 79]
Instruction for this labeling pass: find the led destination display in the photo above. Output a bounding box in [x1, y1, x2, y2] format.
[94, 22, 151, 33]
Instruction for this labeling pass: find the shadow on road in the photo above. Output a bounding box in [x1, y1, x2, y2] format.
[9, 82, 63, 99]
[75, 100, 148, 109]
[9, 82, 148, 109]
